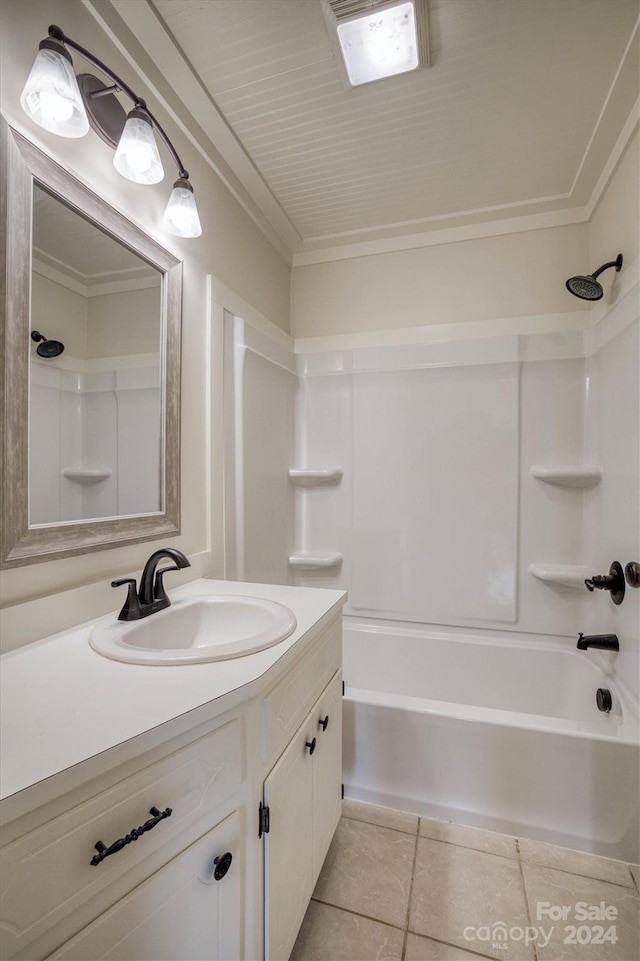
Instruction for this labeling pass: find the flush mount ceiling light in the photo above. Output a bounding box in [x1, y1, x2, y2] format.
[20, 25, 202, 238]
[324, 0, 430, 87]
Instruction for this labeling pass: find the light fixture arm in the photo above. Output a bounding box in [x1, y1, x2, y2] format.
[47, 24, 189, 179]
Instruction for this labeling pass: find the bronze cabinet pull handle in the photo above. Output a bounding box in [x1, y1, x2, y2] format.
[90, 806, 172, 866]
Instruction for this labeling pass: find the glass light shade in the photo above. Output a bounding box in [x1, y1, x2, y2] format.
[20, 46, 89, 138]
[337, 1, 418, 86]
[113, 111, 164, 184]
[161, 181, 202, 238]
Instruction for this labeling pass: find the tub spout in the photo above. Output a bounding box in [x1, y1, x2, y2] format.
[577, 632, 619, 651]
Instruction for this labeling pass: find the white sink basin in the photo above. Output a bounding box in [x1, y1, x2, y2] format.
[89, 595, 297, 665]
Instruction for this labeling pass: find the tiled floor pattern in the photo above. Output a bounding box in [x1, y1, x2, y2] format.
[291, 800, 639, 961]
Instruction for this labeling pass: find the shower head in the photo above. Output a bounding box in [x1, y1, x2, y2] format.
[31, 330, 65, 358]
[565, 253, 623, 301]
[565, 275, 604, 301]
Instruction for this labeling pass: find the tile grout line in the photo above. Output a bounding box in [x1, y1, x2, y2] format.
[517, 858, 639, 890]
[417, 833, 519, 861]
[310, 896, 405, 932]
[516, 838, 539, 961]
[341, 811, 419, 837]
[418, 828, 636, 887]
[409, 932, 500, 961]
[400, 819, 421, 961]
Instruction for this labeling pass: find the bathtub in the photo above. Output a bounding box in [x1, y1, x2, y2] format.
[342, 619, 640, 862]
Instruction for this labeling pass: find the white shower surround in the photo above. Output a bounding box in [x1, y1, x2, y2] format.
[342, 618, 639, 862]
[29, 356, 161, 524]
[225, 284, 639, 861]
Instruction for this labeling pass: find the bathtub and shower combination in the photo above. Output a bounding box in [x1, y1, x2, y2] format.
[227, 302, 640, 866]
[342, 619, 639, 862]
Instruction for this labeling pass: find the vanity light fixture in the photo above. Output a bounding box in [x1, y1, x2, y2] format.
[323, 0, 430, 87]
[20, 25, 202, 238]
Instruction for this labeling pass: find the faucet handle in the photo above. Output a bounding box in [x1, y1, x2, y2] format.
[153, 567, 178, 604]
[625, 562, 640, 588]
[111, 578, 142, 621]
[584, 562, 625, 605]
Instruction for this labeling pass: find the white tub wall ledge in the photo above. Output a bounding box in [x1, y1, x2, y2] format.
[341, 618, 640, 862]
[529, 465, 603, 488]
[528, 563, 593, 589]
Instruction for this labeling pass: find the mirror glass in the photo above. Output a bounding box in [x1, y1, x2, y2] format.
[2, 122, 181, 570]
[29, 183, 163, 525]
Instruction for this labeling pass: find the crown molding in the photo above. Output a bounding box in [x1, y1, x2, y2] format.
[292, 206, 587, 266]
[33, 254, 161, 297]
[586, 96, 639, 222]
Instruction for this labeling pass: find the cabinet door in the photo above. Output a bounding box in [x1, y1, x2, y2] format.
[263, 723, 315, 961]
[47, 812, 242, 961]
[311, 672, 343, 881]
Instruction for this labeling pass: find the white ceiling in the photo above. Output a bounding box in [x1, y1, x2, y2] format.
[143, 0, 639, 255]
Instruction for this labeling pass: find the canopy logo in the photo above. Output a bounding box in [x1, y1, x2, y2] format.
[463, 903, 618, 952]
[462, 923, 552, 950]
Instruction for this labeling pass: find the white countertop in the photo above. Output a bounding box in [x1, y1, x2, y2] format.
[0, 579, 346, 812]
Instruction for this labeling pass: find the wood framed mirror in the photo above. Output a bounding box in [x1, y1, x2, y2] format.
[1, 120, 182, 568]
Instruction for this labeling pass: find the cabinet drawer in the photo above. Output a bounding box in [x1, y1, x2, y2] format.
[262, 617, 341, 766]
[0, 718, 244, 960]
[46, 811, 242, 961]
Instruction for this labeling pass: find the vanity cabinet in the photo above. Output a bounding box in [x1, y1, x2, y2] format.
[264, 671, 343, 961]
[0, 588, 345, 961]
[46, 812, 242, 961]
[1, 716, 246, 961]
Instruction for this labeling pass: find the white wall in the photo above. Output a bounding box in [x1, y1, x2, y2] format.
[32, 273, 88, 357]
[589, 129, 639, 273]
[87, 286, 160, 358]
[0, 0, 290, 637]
[224, 318, 296, 588]
[291, 223, 590, 339]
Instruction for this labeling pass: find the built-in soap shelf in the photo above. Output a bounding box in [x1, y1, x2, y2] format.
[528, 563, 591, 589]
[288, 468, 343, 488]
[62, 468, 113, 486]
[289, 552, 343, 571]
[530, 465, 602, 488]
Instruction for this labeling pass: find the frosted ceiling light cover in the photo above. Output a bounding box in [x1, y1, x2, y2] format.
[20, 47, 89, 138]
[161, 180, 202, 238]
[113, 110, 165, 184]
[337, 1, 418, 86]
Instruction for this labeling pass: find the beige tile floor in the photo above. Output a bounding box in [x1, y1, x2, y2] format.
[290, 800, 639, 961]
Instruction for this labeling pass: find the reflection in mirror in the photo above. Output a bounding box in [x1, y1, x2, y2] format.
[2, 121, 181, 569]
[30, 184, 163, 525]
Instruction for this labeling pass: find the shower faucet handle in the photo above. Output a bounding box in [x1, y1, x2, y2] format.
[584, 561, 625, 605]
[624, 561, 640, 588]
